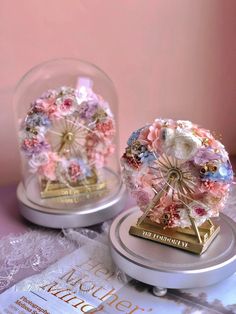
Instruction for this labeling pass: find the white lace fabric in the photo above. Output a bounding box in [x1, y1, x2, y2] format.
[0, 229, 77, 292]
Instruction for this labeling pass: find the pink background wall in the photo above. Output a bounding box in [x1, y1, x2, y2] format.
[0, 0, 236, 186]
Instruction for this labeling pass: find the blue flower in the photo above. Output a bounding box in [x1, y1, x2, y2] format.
[127, 127, 145, 146]
[73, 158, 92, 178]
[139, 149, 156, 164]
[26, 112, 51, 128]
[202, 162, 234, 183]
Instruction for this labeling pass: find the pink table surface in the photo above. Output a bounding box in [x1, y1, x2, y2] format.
[0, 184, 32, 238]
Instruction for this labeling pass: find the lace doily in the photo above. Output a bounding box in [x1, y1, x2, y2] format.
[0, 229, 76, 292]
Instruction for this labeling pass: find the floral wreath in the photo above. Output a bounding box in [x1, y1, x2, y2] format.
[19, 86, 115, 185]
[121, 119, 234, 228]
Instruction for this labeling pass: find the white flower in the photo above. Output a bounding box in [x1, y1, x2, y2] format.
[189, 201, 210, 226]
[76, 86, 98, 105]
[160, 127, 175, 145]
[175, 208, 191, 228]
[29, 152, 49, 172]
[60, 86, 74, 95]
[176, 120, 193, 129]
[158, 128, 174, 152]
[163, 129, 202, 160]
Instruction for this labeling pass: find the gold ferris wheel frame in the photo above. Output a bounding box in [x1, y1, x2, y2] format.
[40, 116, 106, 199]
[129, 154, 220, 254]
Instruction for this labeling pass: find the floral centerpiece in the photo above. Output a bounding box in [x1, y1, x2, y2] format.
[19, 86, 115, 198]
[122, 118, 234, 253]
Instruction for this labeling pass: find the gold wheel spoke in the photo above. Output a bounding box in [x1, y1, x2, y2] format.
[150, 166, 168, 173]
[162, 154, 173, 168]
[65, 116, 69, 131]
[46, 129, 63, 137]
[156, 160, 170, 170]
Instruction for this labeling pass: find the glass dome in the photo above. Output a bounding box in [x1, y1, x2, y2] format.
[14, 58, 122, 212]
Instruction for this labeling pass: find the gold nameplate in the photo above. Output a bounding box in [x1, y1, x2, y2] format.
[41, 182, 107, 198]
[129, 218, 220, 255]
[40, 173, 106, 199]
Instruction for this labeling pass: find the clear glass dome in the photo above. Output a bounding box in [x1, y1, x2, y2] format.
[14, 58, 122, 211]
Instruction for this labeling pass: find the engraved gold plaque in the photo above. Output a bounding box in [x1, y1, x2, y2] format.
[129, 218, 220, 255]
[40, 181, 107, 199]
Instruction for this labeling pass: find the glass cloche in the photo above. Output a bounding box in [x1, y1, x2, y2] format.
[14, 59, 125, 227]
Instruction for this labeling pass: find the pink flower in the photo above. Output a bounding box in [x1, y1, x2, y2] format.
[96, 119, 115, 138]
[193, 127, 215, 147]
[91, 152, 105, 168]
[149, 201, 182, 227]
[35, 98, 57, 117]
[147, 120, 162, 151]
[194, 207, 207, 216]
[189, 201, 210, 224]
[69, 163, 81, 182]
[86, 130, 115, 168]
[193, 127, 212, 138]
[122, 169, 136, 191]
[138, 126, 151, 145]
[23, 138, 39, 149]
[61, 98, 73, 110]
[139, 171, 155, 188]
[131, 189, 151, 210]
[200, 180, 229, 198]
[149, 207, 163, 224]
[21, 138, 49, 156]
[86, 133, 99, 148]
[38, 153, 58, 180]
[147, 119, 177, 153]
[200, 180, 216, 191]
[161, 203, 181, 227]
[57, 96, 76, 116]
[159, 195, 172, 208]
[103, 144, 115, 157]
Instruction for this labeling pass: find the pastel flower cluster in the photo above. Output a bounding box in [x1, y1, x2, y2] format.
[20, 86, 115, 183]
[122, 118, 234, 228]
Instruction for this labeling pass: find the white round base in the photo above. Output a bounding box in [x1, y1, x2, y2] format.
[109, 207, 236, 292]
[17, 182, 127, 228]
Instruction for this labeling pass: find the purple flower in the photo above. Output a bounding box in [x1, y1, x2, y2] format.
[25, 112, 51, 128]
[131, 189, 150, 208]
[21, 138, 50, 157]
[78, 102, 98, 120]
[194, 147, 221, 165]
